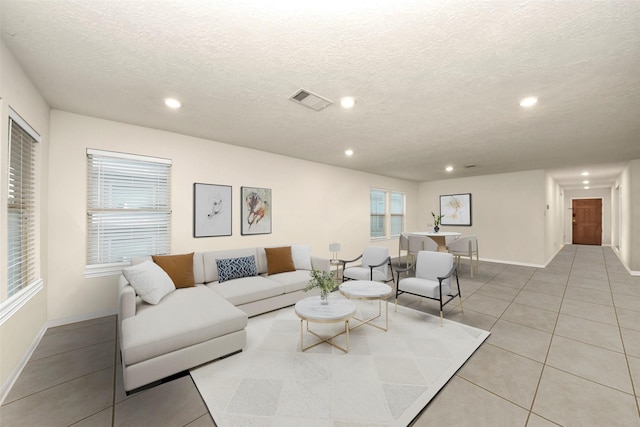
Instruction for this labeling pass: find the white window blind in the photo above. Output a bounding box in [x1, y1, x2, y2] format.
[86, 149, 171, 274]
[390, 191, 405, 236]
[7, 114, 39, 299]
[370, 189, 386, 238]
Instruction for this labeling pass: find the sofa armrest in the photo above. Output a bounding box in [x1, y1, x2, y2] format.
[311, 256, 330, 272]
[118, 275, 137, 320]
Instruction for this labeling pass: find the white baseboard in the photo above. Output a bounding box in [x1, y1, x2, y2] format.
[1, 309, 118, 405]
[543, 245, 565, 267]
[0, 322, 47, 405]
[46, 309, 118, 329]
[611, 247, 640, 276]
[477, 257, 545, 269]
[392, 256, 544, 269]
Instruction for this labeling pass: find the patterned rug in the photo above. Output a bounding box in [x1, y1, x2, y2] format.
[191, 296, 489, 426]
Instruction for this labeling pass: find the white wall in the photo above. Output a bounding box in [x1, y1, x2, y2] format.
[418, 169, 550, 266]
[563, 188, 612, 246]
[545, 173, 564, 263]
[614, 160, 640, 272]
[47, 110, 420, 322]
[0, 41, 50, 390]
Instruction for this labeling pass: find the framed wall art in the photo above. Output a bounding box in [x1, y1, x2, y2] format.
[440, 193, 472, 226]
[193, 183, 232, 237]
[241, 186, 272, 235]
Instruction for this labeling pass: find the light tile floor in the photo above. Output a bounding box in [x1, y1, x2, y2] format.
[1, 245, 639, 426]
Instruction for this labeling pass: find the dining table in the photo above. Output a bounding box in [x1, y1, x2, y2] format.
[406, 231, 461, 252]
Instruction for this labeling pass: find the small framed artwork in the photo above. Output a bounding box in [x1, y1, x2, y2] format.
[440, 193, 472, 226]
[241, 186, 272, 235]
[193, 183, 232, 237]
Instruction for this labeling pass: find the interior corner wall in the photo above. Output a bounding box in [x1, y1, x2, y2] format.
[631, 159, 640, 271]
[545, 173, 564, 263]
[563, 187, 612, 246]
[418, 169, 547, 266]
[0, 41, 50, 389]
[47, 110, 420, 322]
[615, 159, 640, 272]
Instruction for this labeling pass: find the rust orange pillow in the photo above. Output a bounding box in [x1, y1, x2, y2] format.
[264, 246, 296, 275]
[152, 252, 195, 288]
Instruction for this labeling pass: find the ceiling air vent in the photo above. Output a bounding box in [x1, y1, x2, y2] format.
[289, 88, 333, 111]
[464, 164, 477, 169]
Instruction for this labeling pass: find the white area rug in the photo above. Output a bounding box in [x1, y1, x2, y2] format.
[191, 297, 490, 426]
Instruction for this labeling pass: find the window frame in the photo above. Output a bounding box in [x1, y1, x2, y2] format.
[370, 188, 405, 239]
[1, 108, 43, 326]
[389, 191, 406, 238]
[370, 188, 387, 239]
[84, 149, 172, 278]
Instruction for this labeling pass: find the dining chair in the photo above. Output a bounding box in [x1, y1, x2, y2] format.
[394, 251, 462, 326]
[447, 235, 479, 277]
[399, 233, 410, 267]
[407, 235, 439, 266]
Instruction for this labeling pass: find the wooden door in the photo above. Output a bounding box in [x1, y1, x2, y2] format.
[572, 199, 602, 245]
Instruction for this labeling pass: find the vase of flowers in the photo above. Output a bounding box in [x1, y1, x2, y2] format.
[303, 269, 336, 305]
[432, 212, 444, 233]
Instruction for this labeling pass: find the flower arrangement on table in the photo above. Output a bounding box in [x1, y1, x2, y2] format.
[303, 269, 336, 304]
[432, 211, 444, 232]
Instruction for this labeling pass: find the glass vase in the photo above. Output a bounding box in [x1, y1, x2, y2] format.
[320, 290, 329, 305]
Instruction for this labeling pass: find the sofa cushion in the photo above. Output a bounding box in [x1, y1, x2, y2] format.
[122, 260, 175, 305]
[291, 245, 313, 271]
[152, 253, 195, 288]
[207, 276, 285, 306]
[216, 255, 258, 283]
[265, 246, 296, 275]
[266, 270, 313, 293]
[120, 285, 247, 365]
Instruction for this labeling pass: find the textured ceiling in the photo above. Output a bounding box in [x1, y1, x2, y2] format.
[2, 0, 639, 188]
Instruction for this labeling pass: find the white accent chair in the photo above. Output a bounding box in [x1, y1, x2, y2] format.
[447, 235, 479, 277]
[395, 251, 463, 326]
[340, 246, 394, 285]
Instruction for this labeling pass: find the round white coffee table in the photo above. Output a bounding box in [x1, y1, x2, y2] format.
[339, 280, 393, 331]
[295, 295, 356, 353]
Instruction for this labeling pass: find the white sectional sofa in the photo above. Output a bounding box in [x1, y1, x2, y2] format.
[118, 245, 329, 392]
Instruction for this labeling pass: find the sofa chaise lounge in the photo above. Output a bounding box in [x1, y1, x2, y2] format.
[118, 245, 329, 392]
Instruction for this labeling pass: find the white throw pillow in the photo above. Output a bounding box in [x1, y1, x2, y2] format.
[123, 260, 176, 305]
[291, 245, 313, 271]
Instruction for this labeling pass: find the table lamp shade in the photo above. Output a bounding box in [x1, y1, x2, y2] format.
[329, 243, 341, 253]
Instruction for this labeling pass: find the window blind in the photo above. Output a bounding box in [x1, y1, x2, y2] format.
[7, 117, 38, 298]
[86, 149, 171, 269]
[370, 189, 386, 238]
[390, 191, 405, 236]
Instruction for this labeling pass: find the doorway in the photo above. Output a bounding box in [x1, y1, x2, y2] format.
[572, 198, 602, 245]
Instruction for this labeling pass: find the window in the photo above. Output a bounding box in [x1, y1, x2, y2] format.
[370, 189, 405, 238]
[3, 108, 43, 319]
[86, 149, 171, 277]
[390, 191, 405, 236]
[370, 189, 386, 238]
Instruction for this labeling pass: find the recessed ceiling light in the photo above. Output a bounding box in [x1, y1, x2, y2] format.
[340, 97, 355, 109]
[345, 149, 354, 156]
[581, 171, 589, 176]
[164, 98, 181, 109]
[519, 96, 538, 107]
[584, 186, 590, 190]
[445, 166, 454, 172]
[582, 180, 589, 184]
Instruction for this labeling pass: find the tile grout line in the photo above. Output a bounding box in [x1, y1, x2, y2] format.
[522, 246, 576, 426]
[604, 250, 640, 420]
